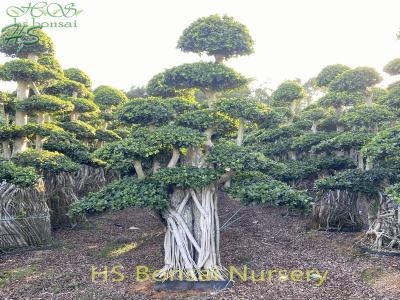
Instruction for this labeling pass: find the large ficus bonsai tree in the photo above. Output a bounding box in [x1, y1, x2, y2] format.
[0, 27, 78, 157]
[0, 27, 106, 173]
[70, 15, 309, 281]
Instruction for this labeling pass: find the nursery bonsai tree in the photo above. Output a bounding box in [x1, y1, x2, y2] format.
[44, 70, 94, 119]
[0, 92, 14, 157]
[271, 80, 306, 119]
[0, 28, 58, 155]
[71, 15, 309, 283]
[16, 94, 73, 150]
[94, 85, 127, 108]
[315, 64, 350, 88]
[215, 97, 270, 145]
[43, 68, 108, 151]
[329, 67, 382, 106]
[340, 104, 394, 133]
[310, 66, 387, 230]
[298, 106, 327, 133]
[94, 85, 128, 129]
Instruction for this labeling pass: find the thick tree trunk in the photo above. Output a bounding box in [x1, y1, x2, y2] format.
[288, 150, 297, 160]
[13, 54, 38, 156]
[35, 113, 45, 151]
[0, 180, 51, 249]
[204, 128, 214, 149]
[2, 142, 11, 159]
[185, 147, 204, 167]
[1, 100, 10, 157]
[133, 160, 145, 180]
[366, 158, 373, 170]
[44, 166, 120, 228]
[158, 81, 225, 280]
[158, 185, 223, 281]
[311, 189, 363, 231]
[0, 103, 5, 124]
[167, 148, 180, 168]
[159, 131, 226, 280]
[366, 192, 400, 250]
[152, 160, 161, 173]
[203, 90, 216, 109]
[13, 81, 30, 156]
[311, 121, 317, 133]
[357, 151, 364, 169]
[335, 106, 344, 132]
[70, 112, 79, 122]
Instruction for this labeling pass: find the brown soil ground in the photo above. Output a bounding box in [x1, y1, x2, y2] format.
[1, 195, 399, 300]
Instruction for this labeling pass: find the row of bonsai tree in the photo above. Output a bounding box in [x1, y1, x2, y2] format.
[0, 15, 399, 281]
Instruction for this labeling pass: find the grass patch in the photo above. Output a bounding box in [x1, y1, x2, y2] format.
[0, 265, 38, 288]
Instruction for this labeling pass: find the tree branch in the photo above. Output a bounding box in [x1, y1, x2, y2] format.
[205, 128, 214, 148]
[152, 160, 161, 173]
[133, 160, 146, 179]
[237, 118, 245, 146]
[203, 89, 216, 109]
[167, 147, 180, 168]
[218, 170, 235, 184]
[30, 81, 41, 96]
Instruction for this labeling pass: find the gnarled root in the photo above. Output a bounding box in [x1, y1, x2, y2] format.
[157, 185, 226, 281]
[0, 180, 51, 249]
[366, 192, 400, 251]
[311, 189, 362, 231]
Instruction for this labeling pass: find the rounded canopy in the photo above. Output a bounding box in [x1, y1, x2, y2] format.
[177, 14, 254, 60]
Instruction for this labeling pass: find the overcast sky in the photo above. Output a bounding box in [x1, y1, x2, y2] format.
[0, 0, 399, 92]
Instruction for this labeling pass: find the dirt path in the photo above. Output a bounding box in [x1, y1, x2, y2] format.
[1, 195, 399, 299]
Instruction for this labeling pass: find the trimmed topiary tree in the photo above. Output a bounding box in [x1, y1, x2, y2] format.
[177, 14, 254, 63]
[64, 68, 92, 88]
[329, 67, 382, 95]
[16, 95, 73, 150]
[315, 64, 350, 88]
[215, 97, 270, 145]
[94, 85, 127, 107]
[383, 58, 400, 76]
[0, 28, 59, 155]
[271, 80, 306, 120]
[70, 16, 310, 285]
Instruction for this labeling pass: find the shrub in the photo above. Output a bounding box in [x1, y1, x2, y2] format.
[229, 171, 311, 210]
[12, 149, 80, 173]
[0, 159, 39, 187]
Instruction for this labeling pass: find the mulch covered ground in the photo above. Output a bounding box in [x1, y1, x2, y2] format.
[1, 195, 399, 300]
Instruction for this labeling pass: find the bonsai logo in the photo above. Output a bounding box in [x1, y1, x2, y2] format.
[1, 24, 42, 50]
[5, 1, 82, 29]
